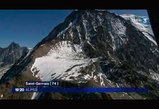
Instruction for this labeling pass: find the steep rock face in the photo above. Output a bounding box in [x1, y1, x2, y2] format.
[0, 42, 29, 79]
[0, 42, 29, 65]
[0, 10, 159, 100]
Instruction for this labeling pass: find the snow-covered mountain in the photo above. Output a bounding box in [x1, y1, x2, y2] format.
[120, 14, 157, 45]
[120, 14, 151, 26]
[0, 42, 29, 79]
[0, 10, 159, 100]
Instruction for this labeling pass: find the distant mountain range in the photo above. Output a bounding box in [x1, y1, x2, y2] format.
[0, 42, 29, 79]
[0, 10, 159, 100]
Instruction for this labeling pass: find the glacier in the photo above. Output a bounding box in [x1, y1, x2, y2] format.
[31, 41, 91, 81]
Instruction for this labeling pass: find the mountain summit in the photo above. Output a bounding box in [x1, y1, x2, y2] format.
[0, 10, 159, 100]
[0, 42, 29, 79]
[0, 42, 29, 65]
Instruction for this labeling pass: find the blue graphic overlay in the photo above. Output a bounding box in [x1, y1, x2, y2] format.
[11, 87, 148, 93]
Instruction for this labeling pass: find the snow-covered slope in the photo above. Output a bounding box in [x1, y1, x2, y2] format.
[31, 41, 90, 81]
[120, 14, 157, 46]
[0, 65, 10, 79]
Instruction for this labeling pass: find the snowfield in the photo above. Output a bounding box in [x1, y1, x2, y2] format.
[31, 41, 92, 81]
[120, 14, 157, 46]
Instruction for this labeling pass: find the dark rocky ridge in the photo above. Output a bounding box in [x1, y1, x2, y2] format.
[0, 42, 29, 67]
[0, 42, 29, 82]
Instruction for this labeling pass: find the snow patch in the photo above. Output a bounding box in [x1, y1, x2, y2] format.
[31, 92, 39, 100]
[149, 69, 159, 81]
[121, 14, 157, 46]
[111, 19, 126, 36]
[31, 41, 90, 81]
[40, 44, 45, 47]
[83, 19, 90, 40]
[0, 94, 3, 98]
[57, 22, 73, 37]
[109, 32, 116, 51]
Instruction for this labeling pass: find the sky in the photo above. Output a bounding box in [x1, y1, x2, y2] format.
[0, 10, 72, 48]
[0, 10, 149, 48]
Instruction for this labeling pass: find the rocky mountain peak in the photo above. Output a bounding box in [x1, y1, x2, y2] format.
[0, 42, 29, 65]
[0, 10, 159, 99]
